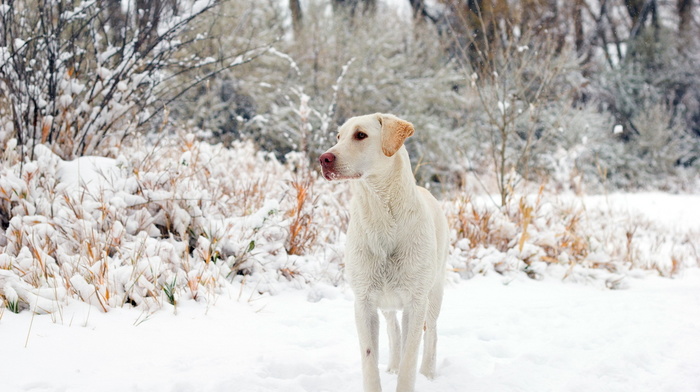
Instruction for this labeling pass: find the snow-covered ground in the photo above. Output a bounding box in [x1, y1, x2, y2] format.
[2, 269, 699, 392]
[585, 192, 700, 232]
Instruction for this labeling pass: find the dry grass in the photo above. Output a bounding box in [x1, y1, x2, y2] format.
[553, 207, 589, 265]
[285, 175, 318, 256]
[0, 134, 301, 313]
[452, 196, 496, 250]
[445, 185, 699, 284]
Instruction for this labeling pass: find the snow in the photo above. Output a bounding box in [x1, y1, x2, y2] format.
[585, 192, 700, 232]
[2, 271, 699, 392]
[57, 155, 120, 192]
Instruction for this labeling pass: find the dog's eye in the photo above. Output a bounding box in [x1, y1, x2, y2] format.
[354, 131, 368, 140]
[336, 134, 340, 141]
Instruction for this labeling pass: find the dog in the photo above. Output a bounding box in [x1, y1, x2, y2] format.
[319, 113, 449, 392]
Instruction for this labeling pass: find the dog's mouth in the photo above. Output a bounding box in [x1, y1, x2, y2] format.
[321, 168, 360, 181]
[322, 170, 336, 181]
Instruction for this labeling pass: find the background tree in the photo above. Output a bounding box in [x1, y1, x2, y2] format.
[331, 0, 376, 16]
[290, 0, 303, 35]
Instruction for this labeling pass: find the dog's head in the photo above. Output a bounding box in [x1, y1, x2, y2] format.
[319, 113, 414, 181]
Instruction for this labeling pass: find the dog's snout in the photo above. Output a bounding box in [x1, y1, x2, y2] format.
[319, 152, 336, 167]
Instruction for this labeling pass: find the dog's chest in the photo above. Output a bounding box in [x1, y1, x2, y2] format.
[346, 227, 428, 302]
[346, 185, 435, 304]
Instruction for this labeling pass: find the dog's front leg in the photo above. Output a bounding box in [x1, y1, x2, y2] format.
[397, 301, 428, 392]
[382, 310, 401, 374]
[355, 299, 381, 392]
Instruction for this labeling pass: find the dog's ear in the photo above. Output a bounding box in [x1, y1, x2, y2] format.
[377, 114, 414, 157]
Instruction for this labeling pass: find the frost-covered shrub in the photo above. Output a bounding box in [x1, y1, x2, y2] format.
[452, 21, 595, 203]
[166, 1, 280, 145]
[584, 27, 700, 190]
[0, 133, 349, 313]
[446, 189, 699, 286]
[0, 0, 241, 159]
[0, 132, 696, 313]
[574, 102, 700, 192]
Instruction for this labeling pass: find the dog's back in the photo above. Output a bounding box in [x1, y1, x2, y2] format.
[417, 185, 450, 277]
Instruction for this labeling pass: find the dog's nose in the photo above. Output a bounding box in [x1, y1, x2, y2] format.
[319, 152, 335, 167]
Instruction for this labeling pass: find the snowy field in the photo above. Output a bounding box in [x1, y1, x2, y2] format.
[2, 269, 700, 392]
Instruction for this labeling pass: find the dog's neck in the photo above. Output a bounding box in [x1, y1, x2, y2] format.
[350, 147, 418, 219]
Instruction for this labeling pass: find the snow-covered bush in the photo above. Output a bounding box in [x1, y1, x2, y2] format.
[575, 102, 700, 192]
[0, 0, 258, 159]
[451, 18, 602, 203]
[446, 188, 699, 287]
[583, 27, 700, 190]
[0, 133, 349, 313]
[165, 0, 280, 145]
[0, 132, 697, 314]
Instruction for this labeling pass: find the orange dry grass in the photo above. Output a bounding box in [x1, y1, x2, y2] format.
[452, 196, 495, 249]
[237, 178, 269, 215]
[557, 210, 589, 263]
[286, 176, 317, 256]
[452, 186, 596, 273]
[517, 197, 534, 252]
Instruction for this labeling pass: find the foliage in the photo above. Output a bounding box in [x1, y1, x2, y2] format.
[168, 1, 467, 187]
[583, 27, 700, 190]
[1, 133, 696, 313]
[0, 131, 349, 313]
[453, 22, 583, 204]
[0, 0, 262, 160]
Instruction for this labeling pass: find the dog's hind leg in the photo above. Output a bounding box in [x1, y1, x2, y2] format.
[420, 285, 443, 379]
[397, 300, 428, 392]
[382, 310, 401, 374]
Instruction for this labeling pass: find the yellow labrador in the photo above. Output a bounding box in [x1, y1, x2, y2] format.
[320, 113, 449, 392]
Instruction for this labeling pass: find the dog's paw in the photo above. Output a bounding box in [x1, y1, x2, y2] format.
[419, 366, 436, 380]
[386, 365, 399, 375]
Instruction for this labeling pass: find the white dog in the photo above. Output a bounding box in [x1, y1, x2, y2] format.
[319, 113, 449, 392]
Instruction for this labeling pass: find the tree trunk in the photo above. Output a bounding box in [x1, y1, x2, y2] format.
[624, 0, 645, 23]
[289, 0, 303, 35]
[364, 0, 377, 14]
[677, 0, 693, 42]
[573, 0, 585, 55]
[626, 0, 657, 39]
[332, 0, 359, 16]
[409, 0, 426, 18]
